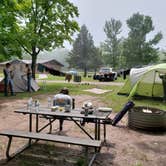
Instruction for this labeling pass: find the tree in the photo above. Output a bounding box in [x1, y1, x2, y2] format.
[103, 18, 122, 68]
[123, 13, 162, 68]
[2, 0, 79, 78]
[68, 25, 97, 77]
[162, 51, 166, 62]
[89, 47, 103, 73]
[0, 0, 22, 61]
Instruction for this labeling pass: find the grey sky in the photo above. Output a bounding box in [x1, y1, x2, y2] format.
[67, 0, 166, 50]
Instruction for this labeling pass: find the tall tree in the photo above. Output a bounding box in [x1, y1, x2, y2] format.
[0, 0, 21, 61]
[103, 18, 122, 68]
[2, 0, 79, 78]
[68, 25, 97, 77]
[123, 13, 162, 68]
[89, 47, 103, 73]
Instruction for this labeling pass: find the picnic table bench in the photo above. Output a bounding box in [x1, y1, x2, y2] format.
[0, 130, 101, 166]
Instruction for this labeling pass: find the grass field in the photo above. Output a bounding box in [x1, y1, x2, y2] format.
[0, 81, 165, 112]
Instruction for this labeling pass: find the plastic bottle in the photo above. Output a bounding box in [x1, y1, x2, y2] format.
[27, 97, 33, 111]
[35, 100, 40, 112]
[48, 97, 52, 108]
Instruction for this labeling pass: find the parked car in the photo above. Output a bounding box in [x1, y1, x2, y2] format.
[93, 67, 117, 81]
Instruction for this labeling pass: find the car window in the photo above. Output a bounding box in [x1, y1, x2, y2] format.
[99, 68, 112, 73]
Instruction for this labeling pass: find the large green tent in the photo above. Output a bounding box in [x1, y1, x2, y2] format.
[118, 64, 166, 98]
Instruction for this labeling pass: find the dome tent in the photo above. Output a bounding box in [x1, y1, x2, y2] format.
[0, 59, 39, 92]
[118, 64, 166, 98]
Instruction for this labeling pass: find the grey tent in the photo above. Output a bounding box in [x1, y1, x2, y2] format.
[0, 59, 39, 92]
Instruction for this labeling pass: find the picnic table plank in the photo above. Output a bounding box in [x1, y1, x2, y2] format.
[15, 108, 110, 120]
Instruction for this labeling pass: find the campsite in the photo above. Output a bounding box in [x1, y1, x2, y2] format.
[0, 1, 166, 166]
[0, 77, 165, 166]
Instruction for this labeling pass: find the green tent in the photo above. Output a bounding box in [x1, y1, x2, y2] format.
[118, 64, 166, 98]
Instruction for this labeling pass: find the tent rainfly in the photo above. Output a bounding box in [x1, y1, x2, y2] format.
[118, 63, 166, 98]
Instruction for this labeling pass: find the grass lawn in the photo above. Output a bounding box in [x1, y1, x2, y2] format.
[36, 73, 127, 83]
[0, 82, 165, 112]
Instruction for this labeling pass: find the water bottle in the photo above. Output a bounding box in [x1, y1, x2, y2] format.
[27, 97, 33, 111]
[35, 100, 40, 112]
[48, 97, 52, 108]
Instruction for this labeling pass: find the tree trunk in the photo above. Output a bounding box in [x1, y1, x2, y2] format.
[31, 53, 37, 79]
[84, 67, 87, 77]
[94, 68, 97, 75]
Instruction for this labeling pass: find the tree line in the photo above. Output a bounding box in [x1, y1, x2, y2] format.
[68, 13, 163, 76]
[0, 1, 164, 78]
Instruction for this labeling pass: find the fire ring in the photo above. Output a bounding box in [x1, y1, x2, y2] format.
[128, 106, 166, 131]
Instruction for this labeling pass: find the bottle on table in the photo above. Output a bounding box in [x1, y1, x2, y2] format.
[35, 100, 40, 112]
[27, 97, 33, 111]
[47, 97, 52, 108]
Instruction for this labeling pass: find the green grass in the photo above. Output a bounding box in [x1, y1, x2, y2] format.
[0, 82, 165, 113]
[36, 73, 96, 82]
[37, 74, 65, 81]
[36, 73, 127, 83]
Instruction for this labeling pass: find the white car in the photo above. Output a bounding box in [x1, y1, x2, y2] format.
[68, 69, 78, 75]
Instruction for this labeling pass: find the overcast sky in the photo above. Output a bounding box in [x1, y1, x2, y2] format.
[67, 0, 166, 50]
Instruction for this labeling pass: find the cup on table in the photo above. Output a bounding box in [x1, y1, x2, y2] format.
[65, 105, 71, 112]
[59, 107, 63, 111]
[51, 106, 59, 112]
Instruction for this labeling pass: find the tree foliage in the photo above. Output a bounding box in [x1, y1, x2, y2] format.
[1, 0, 79, 78]
[123, 13, 163, 68]
[0, 0, 22, 61]
[68, 25, 102, 76]
[102, 18, 122, 68]
[89, 47, 103, 72]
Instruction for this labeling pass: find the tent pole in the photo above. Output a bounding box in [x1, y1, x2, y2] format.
[151, 71, 156, 97]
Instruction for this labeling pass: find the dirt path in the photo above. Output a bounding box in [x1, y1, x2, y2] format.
[0, 95, 165, 166]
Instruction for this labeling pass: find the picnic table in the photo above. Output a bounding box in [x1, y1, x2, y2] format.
[0, 107, 112, 165]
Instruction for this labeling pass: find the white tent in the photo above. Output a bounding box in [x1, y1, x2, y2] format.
[129, 65, 153, 87]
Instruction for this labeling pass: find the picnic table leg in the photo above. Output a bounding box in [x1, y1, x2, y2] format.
[37, 119, 56, 133]
[97, 120, 100, 140]
[29, 114, 32, 145]
[6, 136, 31, 161]
[29, 114, 32, 132]
[49, 119, 52, 133]
[103, 123, 106, 142]
[71, 118, 94, 140]
[36, 115, 39, 132]
[6, 136, 12, 160]
[95, 118, 98, 140]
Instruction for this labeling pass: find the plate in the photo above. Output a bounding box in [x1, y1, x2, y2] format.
[98, 107, 112, 112]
